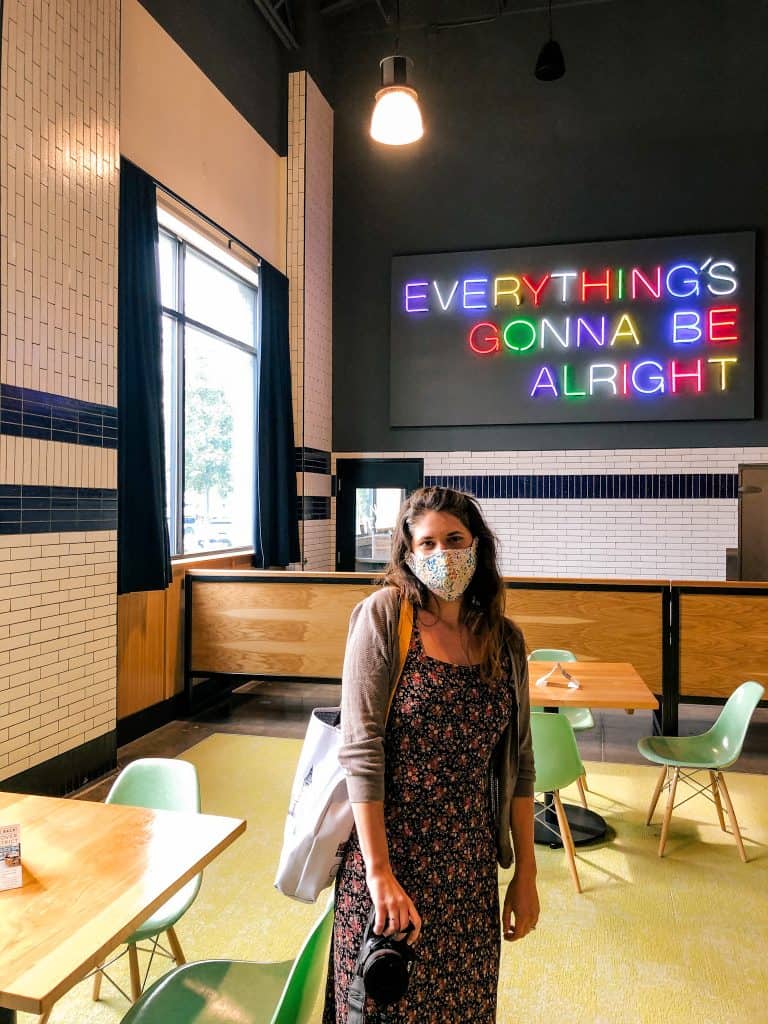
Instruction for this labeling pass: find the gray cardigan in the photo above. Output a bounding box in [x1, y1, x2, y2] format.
[338, 586, 535, 869]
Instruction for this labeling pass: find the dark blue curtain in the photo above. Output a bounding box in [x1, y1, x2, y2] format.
[254, 260, 300, 568]
[117, 158, 172, 595]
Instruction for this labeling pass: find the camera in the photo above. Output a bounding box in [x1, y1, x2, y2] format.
[357, 912, 416, 1006]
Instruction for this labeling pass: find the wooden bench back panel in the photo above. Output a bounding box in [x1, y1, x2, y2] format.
[189, 576, 663, 692]
[680, 593, 768, 698]
[190, 580, 379, 678]
[504, 587, 663, 693]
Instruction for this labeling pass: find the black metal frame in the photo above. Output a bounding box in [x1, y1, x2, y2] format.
[334, 458, 424, 571]
[184, 572, 383, 710]
[183, 573, 768, 725]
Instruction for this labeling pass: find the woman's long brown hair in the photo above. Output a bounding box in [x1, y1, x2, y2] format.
[382, 486, 508, 683]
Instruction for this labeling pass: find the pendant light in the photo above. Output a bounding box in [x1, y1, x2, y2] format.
[535, 0, 566, 81]
[370, 2, 423, 145]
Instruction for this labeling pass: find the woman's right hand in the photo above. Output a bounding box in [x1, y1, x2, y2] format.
[366, 866, 422, 945]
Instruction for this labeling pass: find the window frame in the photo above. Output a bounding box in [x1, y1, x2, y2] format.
[159, 219, 260, 559]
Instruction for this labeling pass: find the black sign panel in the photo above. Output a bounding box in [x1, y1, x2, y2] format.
[390, 231, 756, 426]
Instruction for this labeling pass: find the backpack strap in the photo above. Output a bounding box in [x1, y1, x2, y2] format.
[385, 597, 413, 722]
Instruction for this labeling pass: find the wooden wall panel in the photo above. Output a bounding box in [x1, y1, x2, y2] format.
[504, 587, 663, 693]
[680, 593, 768, 698]
[190, 580, 379, 678]
[117, 590, 167, 719]
[117, 553, 254, 720]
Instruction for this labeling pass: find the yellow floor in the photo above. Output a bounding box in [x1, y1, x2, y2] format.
[27, 733, 768, 1024]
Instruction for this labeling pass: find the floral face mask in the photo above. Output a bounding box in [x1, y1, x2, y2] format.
[405, 538, 478, 603]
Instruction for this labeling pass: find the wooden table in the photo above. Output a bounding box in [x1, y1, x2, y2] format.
[528, 661, 658, 846]
[0, 792, 246, 1023]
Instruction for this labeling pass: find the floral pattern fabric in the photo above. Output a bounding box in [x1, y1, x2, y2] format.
[323, 622, 514, 1024]
[404, 539, 478, 603]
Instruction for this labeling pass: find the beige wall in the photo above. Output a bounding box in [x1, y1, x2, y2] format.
[120, 0, 286, 271]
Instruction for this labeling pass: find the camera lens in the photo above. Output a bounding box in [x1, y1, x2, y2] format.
[363, 948, 410, 1006]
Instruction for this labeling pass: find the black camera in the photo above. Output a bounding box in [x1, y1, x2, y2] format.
[355, 912, 416, 1007]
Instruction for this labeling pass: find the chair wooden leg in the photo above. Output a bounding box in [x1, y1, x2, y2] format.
[709, 771, 726, 831]
[576, 775, 588, 808]
[92, 963, 104, 1001]
[716, 773, 747, 863]
[166, 926, 187, 966]
[646, 766, 667, 826]
[553, 790, 582, 893]
[658, 767, 679, 857]
[128, 943, 142, 1003]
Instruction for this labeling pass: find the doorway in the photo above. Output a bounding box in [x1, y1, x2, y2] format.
[335, 458, 424, 571]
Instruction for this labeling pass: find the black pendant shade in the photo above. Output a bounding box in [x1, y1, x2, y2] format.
[535, 38, 566, 81]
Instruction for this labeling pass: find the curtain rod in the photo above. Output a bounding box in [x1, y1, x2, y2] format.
[151, 174, 264, 267]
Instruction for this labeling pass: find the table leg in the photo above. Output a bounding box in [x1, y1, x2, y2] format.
[533, 704, 609, 848]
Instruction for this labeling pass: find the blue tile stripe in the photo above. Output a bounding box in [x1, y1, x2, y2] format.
[298, 496, 331, 521]
[295, 447, 331, 475]
[0, 385, 118, 449]
[0, 485, 117, 534]
[425, 473, 738, 500]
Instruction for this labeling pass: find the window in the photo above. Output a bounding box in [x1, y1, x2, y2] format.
[158, 204, 259, 556]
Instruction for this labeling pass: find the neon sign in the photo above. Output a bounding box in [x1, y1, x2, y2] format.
[390, 232, 755, 426]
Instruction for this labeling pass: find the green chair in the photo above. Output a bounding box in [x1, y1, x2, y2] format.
[638, 681, 765, 861]
[531, 711, 586, 893]
[93, 758, 203, 1004]
[119, 899, 335, 1024]
[529, 648, 593, 806]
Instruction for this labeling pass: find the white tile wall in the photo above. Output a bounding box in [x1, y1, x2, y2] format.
[0, 0, 119, 406]
[0, 435, 116, 488]
[303, 76, 333, 454]
[302, 520, 334, 573]
[333, 447, 768, 580]
[0, 0, 119, 782]
[0, 532, 117, 780]
[287, 71, 306, 449]
[288, 71, 334, 571]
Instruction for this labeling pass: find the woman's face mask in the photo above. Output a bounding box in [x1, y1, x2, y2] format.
[406, 538, 478, 603]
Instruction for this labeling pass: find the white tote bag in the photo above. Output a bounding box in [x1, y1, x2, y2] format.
[274, 600, 413, 903]
[274, 707, 354, 903]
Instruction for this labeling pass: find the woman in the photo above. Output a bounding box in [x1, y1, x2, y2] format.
[323, 486, 538, 1024]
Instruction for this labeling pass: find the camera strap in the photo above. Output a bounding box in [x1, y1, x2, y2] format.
[348, 974, 367, 1024]
[348, 923, 370, 1024]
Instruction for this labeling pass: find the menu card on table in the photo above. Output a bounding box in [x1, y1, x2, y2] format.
[0, 823, 22, 890]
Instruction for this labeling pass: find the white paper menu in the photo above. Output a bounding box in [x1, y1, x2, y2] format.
[0, 823, 22, 890]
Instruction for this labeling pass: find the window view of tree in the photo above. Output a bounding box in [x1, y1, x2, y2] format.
[158, 212, 258, 556]
[184, 383, 233, 520]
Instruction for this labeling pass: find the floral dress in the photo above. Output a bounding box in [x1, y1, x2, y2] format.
[323, 622, 515, 1024]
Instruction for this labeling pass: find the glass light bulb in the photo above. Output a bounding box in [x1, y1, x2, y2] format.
[370, 87, 424, 146]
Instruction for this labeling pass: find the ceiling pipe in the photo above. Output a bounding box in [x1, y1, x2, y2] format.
[251, 0, 299, 49]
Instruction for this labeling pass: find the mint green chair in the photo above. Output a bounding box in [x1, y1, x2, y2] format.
[93, 759, 203, 1004]
[119, 899, 334, 1024]
[531, 712, 586, 892]
[638, 681, 764, 861]
[529, 648, 593, 806]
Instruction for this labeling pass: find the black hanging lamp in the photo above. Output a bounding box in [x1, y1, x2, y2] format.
[370, 1, 424, 145]
[535, 0, 566, 81]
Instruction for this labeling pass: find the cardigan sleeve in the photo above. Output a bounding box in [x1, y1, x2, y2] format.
[338, 588, 399, 802]
[509, 624, 536, 798]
